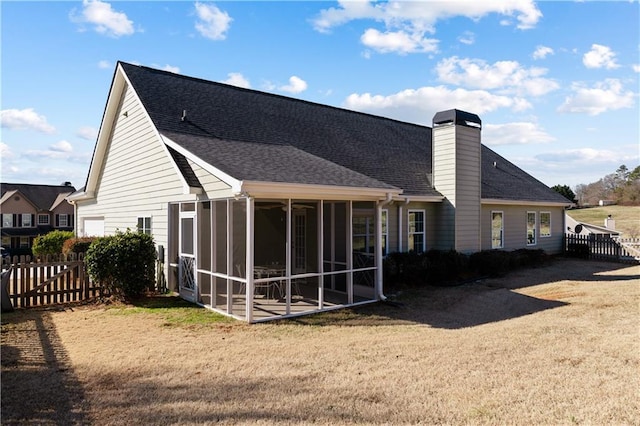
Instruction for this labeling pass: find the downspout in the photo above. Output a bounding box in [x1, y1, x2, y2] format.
[376, 193, 394, 301]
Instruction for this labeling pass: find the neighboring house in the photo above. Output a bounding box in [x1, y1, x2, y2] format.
[69, 62, 571, 322]
[1, 182, 76, 255]
[566, 213, 621, 239]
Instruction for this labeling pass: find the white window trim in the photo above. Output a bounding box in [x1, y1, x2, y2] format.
[38, 214, 50, 225]
[21, 213, 32, 228]
[540, 211, 551, 238]
[137, 216, 152, 235]
[526, 211, 537, 246]
[491, 210, 504, 249]
[58, 214, 68, 227]
[2, 214, 13, 228]
[19, 236, 29, 248]
[408, 209, 426, 253]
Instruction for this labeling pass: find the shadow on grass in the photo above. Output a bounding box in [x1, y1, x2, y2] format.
[1, 310, 89, 425]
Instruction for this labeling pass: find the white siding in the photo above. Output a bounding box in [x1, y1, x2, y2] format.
[187, 159, 234, 198]
[481, 204, 565, 254]
[76, 84, 197, 254]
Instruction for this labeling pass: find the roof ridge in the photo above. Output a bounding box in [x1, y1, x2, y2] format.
[118, 61, 431, 131]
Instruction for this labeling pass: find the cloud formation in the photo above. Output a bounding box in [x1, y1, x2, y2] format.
[532, 45, 553, 60]
[1, 108, 56, 134]
[222, 72, 251, 89]
[76, 126, 99, 141]
[312, 0, 541, 55]
[435, 56, 559, 96]
[279, 76, 308, 94]
[583, 44, 619, 69]
[195, 2, 232, 40]
[484, 122, 555, 146]
[558, 78, 634, 115]
[70, 0, 135, 37]
[343, 85, 531, 125]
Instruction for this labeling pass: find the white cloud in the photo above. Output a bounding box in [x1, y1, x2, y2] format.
[483, 122, 555, 146]
[222, 72, 251, 89]
[532, 45, 554, 60]
[0, 108, 56, 134]
[632, 64, 640, 73]
[343, 85, 531, 126]
[51, 140, 73, 153]
[535, 148, 622, 164]
[435, 56, 559, 96]
[0, 142, 14, 159]
[76, 126, 98, 141]
[194, 2, 232, 40]
[458, 31, 475, 45]
[98, 60, 112, 69]
[313, 0, 542, 32]
[70, 0, 135, 37]
[558, 79, 634, 116]
[583, 44, 619, 69]
[361, 29, 438, 54]
[279, 76, 308, 94]
[158, 64, 180, 73]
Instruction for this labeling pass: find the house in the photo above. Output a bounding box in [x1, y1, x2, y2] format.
[69, 62, 571, 322]
[1, 182, 76, 256]
[566, 213, 621, 239]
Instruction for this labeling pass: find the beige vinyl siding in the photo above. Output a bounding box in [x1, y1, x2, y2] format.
[187, 159, 234, 198]
[432, 124, 481, 253]
[388, 202, 439, 253]
[76, 84, 197, 253]
[481, 204, 565, 254]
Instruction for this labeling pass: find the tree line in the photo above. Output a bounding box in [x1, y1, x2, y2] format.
[552, 164, 640, 206]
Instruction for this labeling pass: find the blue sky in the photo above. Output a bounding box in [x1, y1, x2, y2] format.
[1, 1, 638, 191]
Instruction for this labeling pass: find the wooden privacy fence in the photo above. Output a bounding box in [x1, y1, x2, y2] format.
[565, 235, 640, 264]
[1, 253, 102, 309]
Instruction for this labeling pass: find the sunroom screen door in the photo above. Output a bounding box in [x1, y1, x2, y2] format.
[179, 211, 197, 302]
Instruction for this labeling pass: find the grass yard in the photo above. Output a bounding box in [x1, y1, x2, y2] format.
[567, 205, 640, 237]
[1, 258, 639, 425]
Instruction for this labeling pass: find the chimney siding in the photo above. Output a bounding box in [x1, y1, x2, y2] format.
[432, 111, 482, 253]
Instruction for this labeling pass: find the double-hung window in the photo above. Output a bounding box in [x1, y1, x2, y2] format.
[38, 214, 50, 225]
[58, 214, 68, 227]
[408, 210, 425, 253]
[527, 212, 537, 246]
[22, 214, 32, 228]
[2, 214, 13, 228]
[540, 212, 551, 238]
[381, 209, 388, 256]
[137, 217, 152, 235]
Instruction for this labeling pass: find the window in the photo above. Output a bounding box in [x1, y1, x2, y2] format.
[58, 214, 68, 227]
[353, 214, 374, 254]
[19, 237, 29, 248]
[22, 214, 32, 228]
[2, 214, 13, 228]
[527, 212, 536, 245]
[381, 209, 388, 256]
[540, 212, 551, 237]
[408, 210, 425, 253]
[38, 214, 50, 225]
[137, 217, 152, 235]
[2, 236, 10, 247]
[491, 211, 504, 249]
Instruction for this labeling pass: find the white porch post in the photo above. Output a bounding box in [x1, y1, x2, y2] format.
[285, 199, 292, 315]
[226, 200, 233, 313]
[318, 200, 324, 309]
[245, 197, 254, 322]
[376, 202, 384, 300]
[347, 200, 353, 304]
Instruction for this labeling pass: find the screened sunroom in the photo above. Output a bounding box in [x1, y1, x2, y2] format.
[167, 196, 391, 322]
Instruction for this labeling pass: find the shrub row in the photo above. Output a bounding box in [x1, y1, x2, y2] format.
[383, 248, 549, 289]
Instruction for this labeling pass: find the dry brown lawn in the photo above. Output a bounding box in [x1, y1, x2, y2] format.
[2, 258, 639, 425]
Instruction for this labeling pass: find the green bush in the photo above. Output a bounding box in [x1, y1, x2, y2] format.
[86, 230, 157, 299]
[62, 237, 96, 256]
[32, 230, 75, 255]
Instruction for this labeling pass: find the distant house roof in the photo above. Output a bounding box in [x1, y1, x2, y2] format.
[0, 183, 76, 211]
[119, 62, 569, 204]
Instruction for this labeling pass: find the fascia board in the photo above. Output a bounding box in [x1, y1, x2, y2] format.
[393, 195, 444, 203]
[161, 134, 243, 194]
[241, 180, 402, 200]
[482, 198, 573, 207]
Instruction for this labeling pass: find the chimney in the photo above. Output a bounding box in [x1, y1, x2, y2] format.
[432, 109, 482, 253]
[604, 215, 616, 230]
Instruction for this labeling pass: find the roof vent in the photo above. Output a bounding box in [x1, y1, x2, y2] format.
[181, 110, 187, 122]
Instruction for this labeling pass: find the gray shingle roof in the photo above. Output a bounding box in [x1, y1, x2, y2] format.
[0, 183, 76, 211]
[120, 62, 570, 204]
